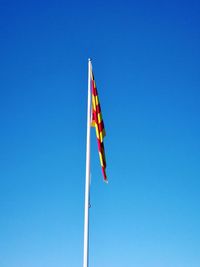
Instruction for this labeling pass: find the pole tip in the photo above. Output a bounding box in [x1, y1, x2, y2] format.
[88, 58, 92, 62]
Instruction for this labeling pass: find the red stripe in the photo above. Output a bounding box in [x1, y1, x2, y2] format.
[96, 104, 101, 114]
[91, 80, 98, 96]
[93, 111, 98, 126]
[101, 144, 106, 167]
[98, 121, 104, 133]
[102, 168, 107, 181]
[97, 140, 106, 168]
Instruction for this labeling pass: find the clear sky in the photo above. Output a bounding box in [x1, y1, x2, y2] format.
[0, 0, 200, 266]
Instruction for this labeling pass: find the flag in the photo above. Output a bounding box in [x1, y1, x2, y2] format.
[90, 68, 107, 182]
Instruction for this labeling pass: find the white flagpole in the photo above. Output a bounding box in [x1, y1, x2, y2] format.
[83, 58, 92, 267]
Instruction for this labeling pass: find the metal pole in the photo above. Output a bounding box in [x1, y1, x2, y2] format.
[83, 58, 92, 267]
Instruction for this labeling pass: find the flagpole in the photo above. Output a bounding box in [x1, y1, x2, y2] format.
[83, 58, 92, 267]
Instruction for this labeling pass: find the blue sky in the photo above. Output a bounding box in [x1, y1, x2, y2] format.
[0, 0, 200, 266]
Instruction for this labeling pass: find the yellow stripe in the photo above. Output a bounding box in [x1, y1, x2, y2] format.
[92, 95, 96, 111]
[99, 152, 104, 167]
[97, 113, 102, 124]
[95, 124, 99, 139]
[100, 131, 103, 143]
[95, 95, 99, 105]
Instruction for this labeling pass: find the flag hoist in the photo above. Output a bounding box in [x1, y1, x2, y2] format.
[83, 59, 107, 267]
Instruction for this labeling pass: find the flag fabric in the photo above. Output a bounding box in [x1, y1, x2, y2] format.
[90, 68, 107, 182]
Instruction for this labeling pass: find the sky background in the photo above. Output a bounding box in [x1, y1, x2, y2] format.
[0, 0, 200, 266]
